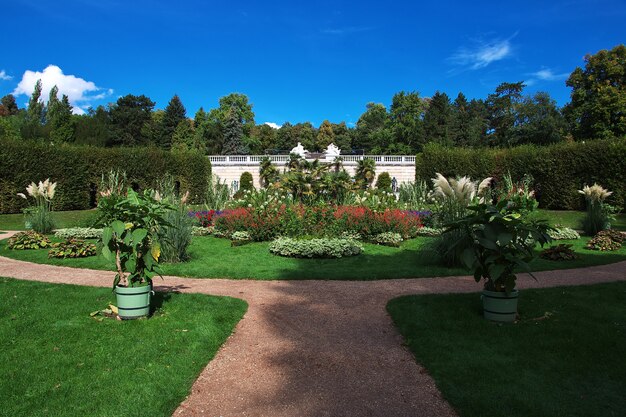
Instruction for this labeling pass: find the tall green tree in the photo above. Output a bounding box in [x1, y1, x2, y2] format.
[22, 80, 46, 140]
[486, 82, 525, 146]
[422, 91, 452, 146]
[48, 94, 74, 143]
[216, 93, 255, 137]
[316, 120, 335, 150]
[160, 94, 187, 150]
[252, 123, 278, 153]
[389, 91, 427, 152]
[332, 121, 352, 152]
[221, 106, 248, 155]
[292, 122, 316, 151]
[108, 94, 155, 146]
[73, 106, 109, 146]
[0, 94, 19, 116]
[354, 102, 389, 153]
[171, 119, 197, 152]
[513, 92, 566, 145]
[564, 44, 626, 139]
[275, 122, 295, 151]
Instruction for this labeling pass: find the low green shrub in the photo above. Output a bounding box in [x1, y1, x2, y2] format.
[585, 230, 624, 251]
[54, 227, 103, 239]
[372, 232, 403, 247]
[539, 244, 579, 261]
[269, 237, 363, 258]
[416, 226, 443, 237]
[547, 226, 580, 240]
[231, 231, 251, 241]
[192, 226, 212, 236]
[7, 231, 51, 250]
[48, 239, 97, 258]
[375, 172, 392, 191]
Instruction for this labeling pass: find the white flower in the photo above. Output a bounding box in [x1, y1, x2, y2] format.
[17, 193, 27, 199]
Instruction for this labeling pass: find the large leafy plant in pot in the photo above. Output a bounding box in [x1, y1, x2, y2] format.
[444, 200, 552, 322]
[99, 189, 172, 319]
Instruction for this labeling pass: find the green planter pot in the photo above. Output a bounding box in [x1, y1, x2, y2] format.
[115, 285, 153, 319]
[481, 289, 519, 322]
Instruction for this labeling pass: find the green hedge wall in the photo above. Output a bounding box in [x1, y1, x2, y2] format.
[0, 139, 211, 214]
[415, 140, 626, 210]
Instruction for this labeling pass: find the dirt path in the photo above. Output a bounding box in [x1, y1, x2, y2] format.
[1, 230, 624, 417]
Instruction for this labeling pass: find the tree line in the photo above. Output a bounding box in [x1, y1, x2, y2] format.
[1, 44, 624, 154]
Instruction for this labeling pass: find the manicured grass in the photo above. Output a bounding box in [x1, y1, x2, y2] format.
[1, 235, 624, 280]
[535, 209, 626, 231]
[0, 209, 97, 231]
[387, 282, 626, 417]
[0, 277, 247, 417]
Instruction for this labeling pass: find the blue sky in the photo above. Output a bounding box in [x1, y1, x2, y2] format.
[1, 0, 625, 126]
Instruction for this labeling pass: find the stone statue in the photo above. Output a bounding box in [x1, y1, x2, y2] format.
[324, 143, 341, 160]
[290, 142, 309, 158]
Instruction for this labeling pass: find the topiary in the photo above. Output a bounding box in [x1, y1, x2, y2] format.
[539, 244, 579, 261]
[240, 172, 254, 192]
[269, 237, 362, 258]
[7, 231, 51, 250]
[375, 172, 392, 191]
[48, 239, 97, 258]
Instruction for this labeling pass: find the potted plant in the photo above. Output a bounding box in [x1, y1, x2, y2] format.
[444, 200, 552, 322]
[99, 189, 171, 319]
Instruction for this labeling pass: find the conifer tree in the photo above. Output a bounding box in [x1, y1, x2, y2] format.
[316, 120, 335, 150]
[422, 91, 452, 146]
[221, 106, 248, 155]
[160, 94, 187, 150]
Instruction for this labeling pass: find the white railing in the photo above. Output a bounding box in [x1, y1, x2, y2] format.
[208, 155, 415, 165]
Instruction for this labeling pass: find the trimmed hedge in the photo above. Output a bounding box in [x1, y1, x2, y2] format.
[0, 139, 211, 214]
[415, 140, 626, 210]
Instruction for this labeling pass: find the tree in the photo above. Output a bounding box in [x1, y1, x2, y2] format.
[332, 121, 352, 152]
[292, 122, 316, 151]
[160, 94, 187, 150]
[171, 119, 196, 152]
[389, 91, 427, 152]
[49, 94, 74, 143]
[564, 44, 626, 139]
[217, 93, 255, 137]
[316, 120, 335, 150]
[253, 123, 278, 154]
[0, 94, 19, 116]
[221, 106, 248, 155]
[73, 105, 110, 146]
[486, 82, 525, 146]
[354, 158, 376, 189]
[513, 92, 566, 145]
[275, 122, 296, 151]
[259, 156, 279, 188]
[354, 102, 389, 153]
[108, 94, 155, 146]
[422, 91, 452, 146]
[22, 80, 46, 140]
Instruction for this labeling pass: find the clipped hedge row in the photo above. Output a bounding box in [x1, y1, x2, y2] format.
[415, 139, 626, 210]
[0, 139, 211, 214]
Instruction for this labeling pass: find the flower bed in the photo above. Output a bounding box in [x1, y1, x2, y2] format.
[212, 204, 424, 241]
[269, 237, 363, 258]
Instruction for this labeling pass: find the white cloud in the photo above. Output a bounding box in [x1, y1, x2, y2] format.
[264, 122, 281, 129]
[449, 36, 514, 71]
[12, 65, 112, 114]
[0, 70, 12, 81]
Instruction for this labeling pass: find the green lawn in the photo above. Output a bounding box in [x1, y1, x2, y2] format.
[1, 235, 625, 280]
[0, 277, 247, 417]
[387, 282, 626, 417]
[535, 209, 626, 231]
[0, 209, 97, 231]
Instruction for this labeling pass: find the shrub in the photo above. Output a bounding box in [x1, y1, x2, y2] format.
[539, 244, 579, 261]
[54, 227, 103, 239]
[547, 227, 580, 240]
[375, 172, 392, 191]
[240, 172, 254, 192]
[269, 237, 363, 258]
[585, 230, 624, 251]
[230, 231, 251, 246]
[578, 183, 616, 235]
[7, 231, 51, 250]
[48, 239, 97, 258]
[416, 226, 443, 237]
[0, 139, 211, 214]
[192, 226, 212, 236]
[415, 140, 626, 210]
[372, 232, 403, 247]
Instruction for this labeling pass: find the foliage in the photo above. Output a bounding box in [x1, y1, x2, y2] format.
[269, 237, 363, 258]
[415, 139, 626, 210]
[159, 94, 187, 150]
[579, 183, 616, 235]
[48, 239, 97, 258]
[108, 94, 155, 146]
[221, 106, 248, 155]
[444, 200, 552, 292]
[354, 158, 376, 189]
[371, 232, 403, 247]
[496, 172, 538, 214]
[7, 231, 51, 250]
[539, 244, 579, 261]
[99, 189, 172, 288]
[230, 231, 251, 246]
[565, 44, 626, 140]
[240, 171, 254, 192]
[398, 180, 430, 210]
[547, 226, 580, 240]
[17, 178, 57, 233]
[192, 225, 213, 236]
[0, 139, 211, 214]
[415, 226, 443, 237]
[54, 227, 103, 239]
[375, 171, 392, 191]
[259, 156, 280, 188]
[204, 174, 230, 210]
[585, 229, 624, 251]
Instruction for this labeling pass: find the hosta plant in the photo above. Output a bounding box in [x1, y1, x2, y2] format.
[54, 227, 103, 239]
[539, 244, 579, 261]
[99, 189, 172, 288]
[444, 199, 552, 292]
[547, 226, 580, 240]
[269, 237, 363, 258]
[49, 239, 97, 258]
[7, 231, 51, 250]
[372, 232, 403, 247]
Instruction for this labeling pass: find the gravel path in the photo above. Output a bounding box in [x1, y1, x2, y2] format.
[1, 230, 625, 417]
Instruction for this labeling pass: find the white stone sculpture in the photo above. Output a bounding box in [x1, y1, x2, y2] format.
[290, 142, 309, 158]
[324, 143, 341, 160]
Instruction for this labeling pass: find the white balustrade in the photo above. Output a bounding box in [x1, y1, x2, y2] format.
[207, 155, 415, 165]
